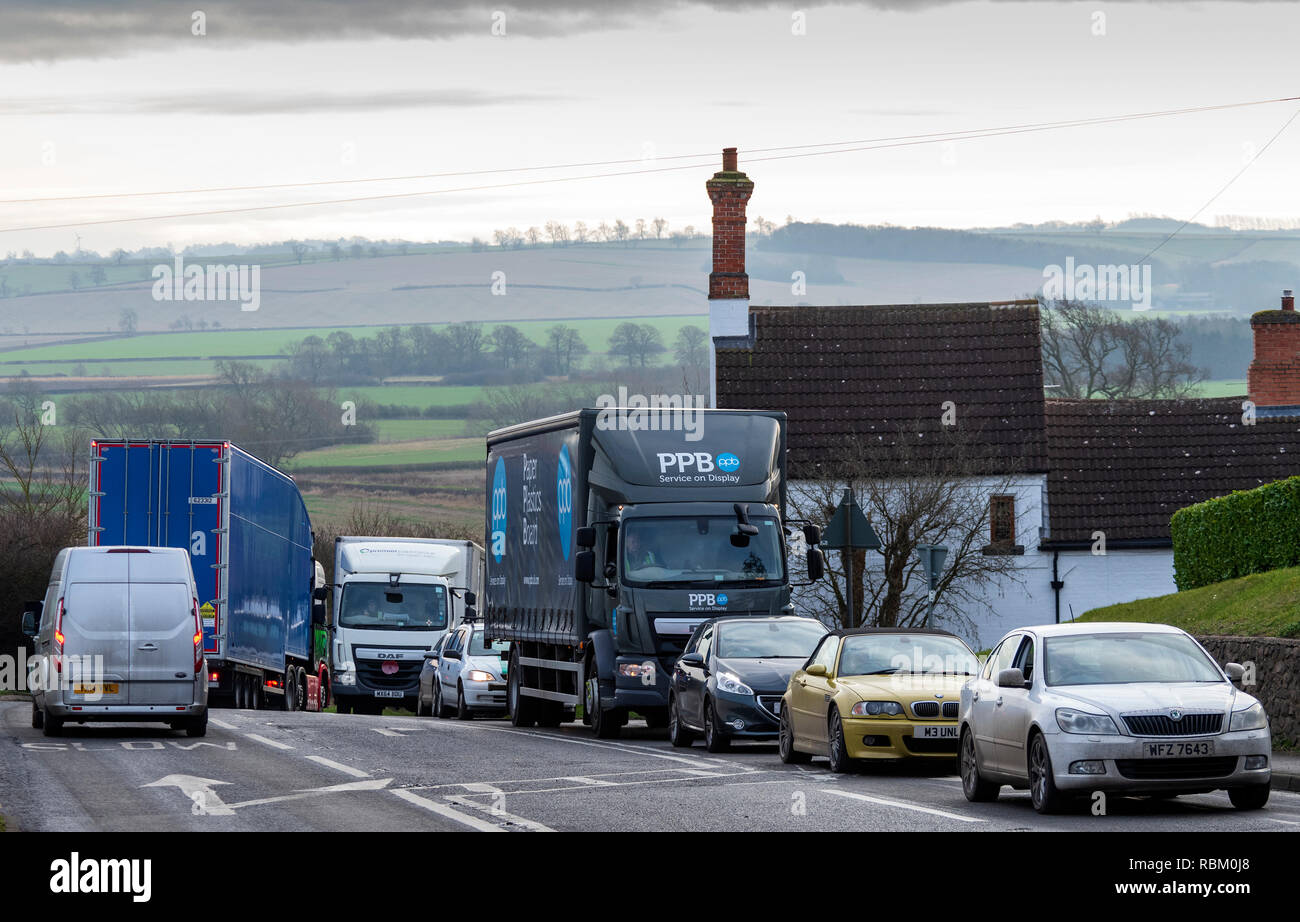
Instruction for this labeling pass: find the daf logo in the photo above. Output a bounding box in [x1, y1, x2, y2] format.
[1169, 709, 1183, 721]
[378, 652, 401, 659]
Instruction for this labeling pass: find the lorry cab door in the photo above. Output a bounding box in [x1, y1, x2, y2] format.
[790, 635, 838, 746]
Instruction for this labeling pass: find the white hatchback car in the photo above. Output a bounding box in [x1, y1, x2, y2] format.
[959, 622, 1271, 813]
[432, 621, 511, 719]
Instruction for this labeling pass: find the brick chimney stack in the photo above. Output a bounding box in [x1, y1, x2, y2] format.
[706, 147, 754, 407]
[1247, 289, 1300, 408]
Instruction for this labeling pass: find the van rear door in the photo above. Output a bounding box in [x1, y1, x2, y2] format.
[127, 582, 196, 705]
[60, 581, 131, 706]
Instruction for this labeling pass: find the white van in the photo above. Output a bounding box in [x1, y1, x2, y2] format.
[24, 546, 209, 737]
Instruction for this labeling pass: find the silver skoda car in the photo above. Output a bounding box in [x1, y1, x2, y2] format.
[959, 622, 1271, 813]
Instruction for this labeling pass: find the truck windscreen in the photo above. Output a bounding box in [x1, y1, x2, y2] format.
[338, 583, 448, 630]
[622, 516, 784, 586]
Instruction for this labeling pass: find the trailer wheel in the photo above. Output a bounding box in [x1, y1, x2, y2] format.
[234, 674, 245, 709]
[507, 650, 537, 727]
[249, 677, 260, 710]
[283, 668, 297, 711]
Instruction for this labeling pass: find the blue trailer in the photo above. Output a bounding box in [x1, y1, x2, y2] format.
[88, 440, 319, 710]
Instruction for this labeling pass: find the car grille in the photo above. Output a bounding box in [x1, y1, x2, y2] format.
[756, 696, 783, 721]
[1122, 713, 1222, 737]
[356, 660, 422, 691]
[903, 735, 959, 754]
[1115, 757, 1238, 780]
[910, 701, 959, 720]
[943, 701, 958, 719]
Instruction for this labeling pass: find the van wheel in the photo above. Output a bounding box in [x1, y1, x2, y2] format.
[31, 701, 44, 729]
[185, 712, 208, 738]
[283, 668, 297, 711]
[42, 711, 63, 737]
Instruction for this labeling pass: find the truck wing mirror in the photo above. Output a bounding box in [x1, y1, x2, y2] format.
[312, 586, 329, 602]
[733, 503, 759, 537]
[576, 526, 596, 549]
[802, 524, 822, 546]
[806, 548, 825, 582]
[464, 591, 477, 607]
[575, 550, 596, 583]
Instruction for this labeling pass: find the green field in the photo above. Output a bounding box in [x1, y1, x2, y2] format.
[1078, 565, 1300, 638]
[1196, 379, 1248, 398]
[339, 385, 487, 408]
[373, 418, 471, 440]
[285, 437, 483, 469]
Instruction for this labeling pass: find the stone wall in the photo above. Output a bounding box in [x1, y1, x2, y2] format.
[1197, 635, 1300, 744]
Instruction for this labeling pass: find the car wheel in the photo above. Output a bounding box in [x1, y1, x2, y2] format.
[587, 675, 621, 739]
[1028, 732, 1067, 814]
[779, 706, 810, 764]
[456, 683, 472, 720]
[415, 690, 428, 717]
[1228, 783, 1270, 810]
[434, 680, 450, 719]
[960, 726, 1000, 802]
[826, 708, 851, 773]
[668, 695, 695, 748]
[31, 700, 44, 729]
[703, 699, 730, 753]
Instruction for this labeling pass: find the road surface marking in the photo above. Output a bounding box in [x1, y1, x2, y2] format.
[142, 774, 234, 816]
[462, 782, 503, 793]
[306, 755, 370, 778]
[209, 718, 238, 730]
[471, 724, 720, 768]
[821, 788, 985, 823]
[391, 789, 507, 832]
[450, 769, 776, 800]
[245, 733, 294, 751]
[227, 778, 393, 809]
[445, 795, 555, 832]
[563, 776, 616, 786]
[371, 727, 423, 737]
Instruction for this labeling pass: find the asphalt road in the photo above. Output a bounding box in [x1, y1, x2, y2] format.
[2, 699, 1298, 832]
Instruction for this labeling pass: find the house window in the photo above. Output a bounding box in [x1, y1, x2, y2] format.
[990, 495, 1015, 545]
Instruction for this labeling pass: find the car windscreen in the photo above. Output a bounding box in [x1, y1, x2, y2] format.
[468, 631, 510, 656]
[1043, 632, 1223, 686]
[621, 515, 784, 586]
[338, 583, 447, 630]
[715, 620, 827, 659]
[837, 633, 979, 677]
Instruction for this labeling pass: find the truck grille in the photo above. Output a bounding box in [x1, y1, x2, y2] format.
[356, 660, 422, 691]
[1115, 757, 1238, 780]
[1122, 713, 1222, 737]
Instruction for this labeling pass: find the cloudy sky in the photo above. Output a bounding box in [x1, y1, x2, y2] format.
[2, 0, 1298, 254]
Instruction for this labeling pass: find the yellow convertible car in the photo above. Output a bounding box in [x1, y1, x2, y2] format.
[779, 627, 980, 771]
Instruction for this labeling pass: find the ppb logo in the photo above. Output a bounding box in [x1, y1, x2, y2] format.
[688, 593, 728, 609]
[557, 444, 573, 560]
[716, 593, 728, 606]
[716, 452, 740, 473]
[491, 457, 507, 562]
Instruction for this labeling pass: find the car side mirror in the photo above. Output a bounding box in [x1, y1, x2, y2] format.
[679, 652, 705, 668]
[1225, 662, 1245, 684]
[806, 548, 825, 582]
[802, 524, 821, 546]
[575, 550, 596, 583]
[423, 651, 439, 660]
[806, 663, 828, 677]
[21, 610, 37, 638]
[576, 526, 596, 549]
[443, 649, 462, 661]
[997, 667, 1029, 689]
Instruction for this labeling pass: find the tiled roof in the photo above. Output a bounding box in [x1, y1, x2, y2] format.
[715, 302, 1048, 476]
[1044, 397, 1300, 545]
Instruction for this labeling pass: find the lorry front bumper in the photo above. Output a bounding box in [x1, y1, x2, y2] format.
[612, 655, 673, 711]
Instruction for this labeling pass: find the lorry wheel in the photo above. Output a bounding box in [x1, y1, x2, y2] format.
[249, 678, 260, 710]
[587, 677, 621, 739]
[233, 675, 244, 709]
[283, 668, 297, 711]
[507, 655, 536, 727]
[536, 701, 564, 727]
[31, 701, 44, 729]
[336, 699, 352, 715]
[318, 668, 331, 709]
[296, 668, 308, 711]
[456, 684, 473, 720]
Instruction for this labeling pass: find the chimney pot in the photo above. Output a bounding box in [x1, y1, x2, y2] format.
[722, 147, 738, 172]
[1284, 289, 1295, 311]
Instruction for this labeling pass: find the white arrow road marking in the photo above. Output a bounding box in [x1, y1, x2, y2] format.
[245, 733, 294, 750]
[226, 778, 393, 809]
[821, 788, 985, 823]
[371, 727, 422, 737]
[142, 775, 234, 816]
[444, 795, 555, 832]
[390, 789, 508, 832]
[305, 755, 370, 778]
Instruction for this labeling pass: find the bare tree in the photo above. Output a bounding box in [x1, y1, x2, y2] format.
[1038, 297, 1206, 398]
[652, 217, 668, 239]
[573, 221, 590, 244]
[546, 324, 588, 375]
[788, 425, 1031, 635]
[609, 322, 665, 367]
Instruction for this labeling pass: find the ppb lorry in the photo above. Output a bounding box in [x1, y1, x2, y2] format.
[89, 440, 322, 710]
[484, 407, 822, 737]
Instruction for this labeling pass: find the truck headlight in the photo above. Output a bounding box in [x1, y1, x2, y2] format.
[851, 700, 903, 717]
[715, 671, 753, 696]
[1230, 701, 1267, 732]
[618, 662, 656, 683]
[1056, 708, 1119, 735]
[336, 667, 356, 686]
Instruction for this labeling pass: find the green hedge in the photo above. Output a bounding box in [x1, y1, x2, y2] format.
[1171, 476, 1300, 590]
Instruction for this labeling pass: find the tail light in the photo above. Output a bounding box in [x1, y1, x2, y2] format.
[53, 597, 65, 674]
[192, 598, 203, 673]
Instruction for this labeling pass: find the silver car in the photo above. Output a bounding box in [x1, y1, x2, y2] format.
[430, 621, 510, 719]
[959, 622, 1271, 813]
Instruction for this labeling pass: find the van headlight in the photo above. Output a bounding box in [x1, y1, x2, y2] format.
[1056, 708, 1119, 735]
[1230, 701, 1267, 732]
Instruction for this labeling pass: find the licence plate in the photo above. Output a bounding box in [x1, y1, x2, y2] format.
[1144, 739, 1214, 758]
[772, 700, 781, 715]
[914, 725, 959, 739]
[74, 683, 118, 695]
[373, 690, 404, 699]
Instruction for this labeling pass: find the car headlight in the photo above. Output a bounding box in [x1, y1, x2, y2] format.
[850, 700, 904, 717]
[1230, 701, 1268, 732]
[715, 671, 754, 696]
[467, 670, 495, 683]
[1055, 707, 1119, 735]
